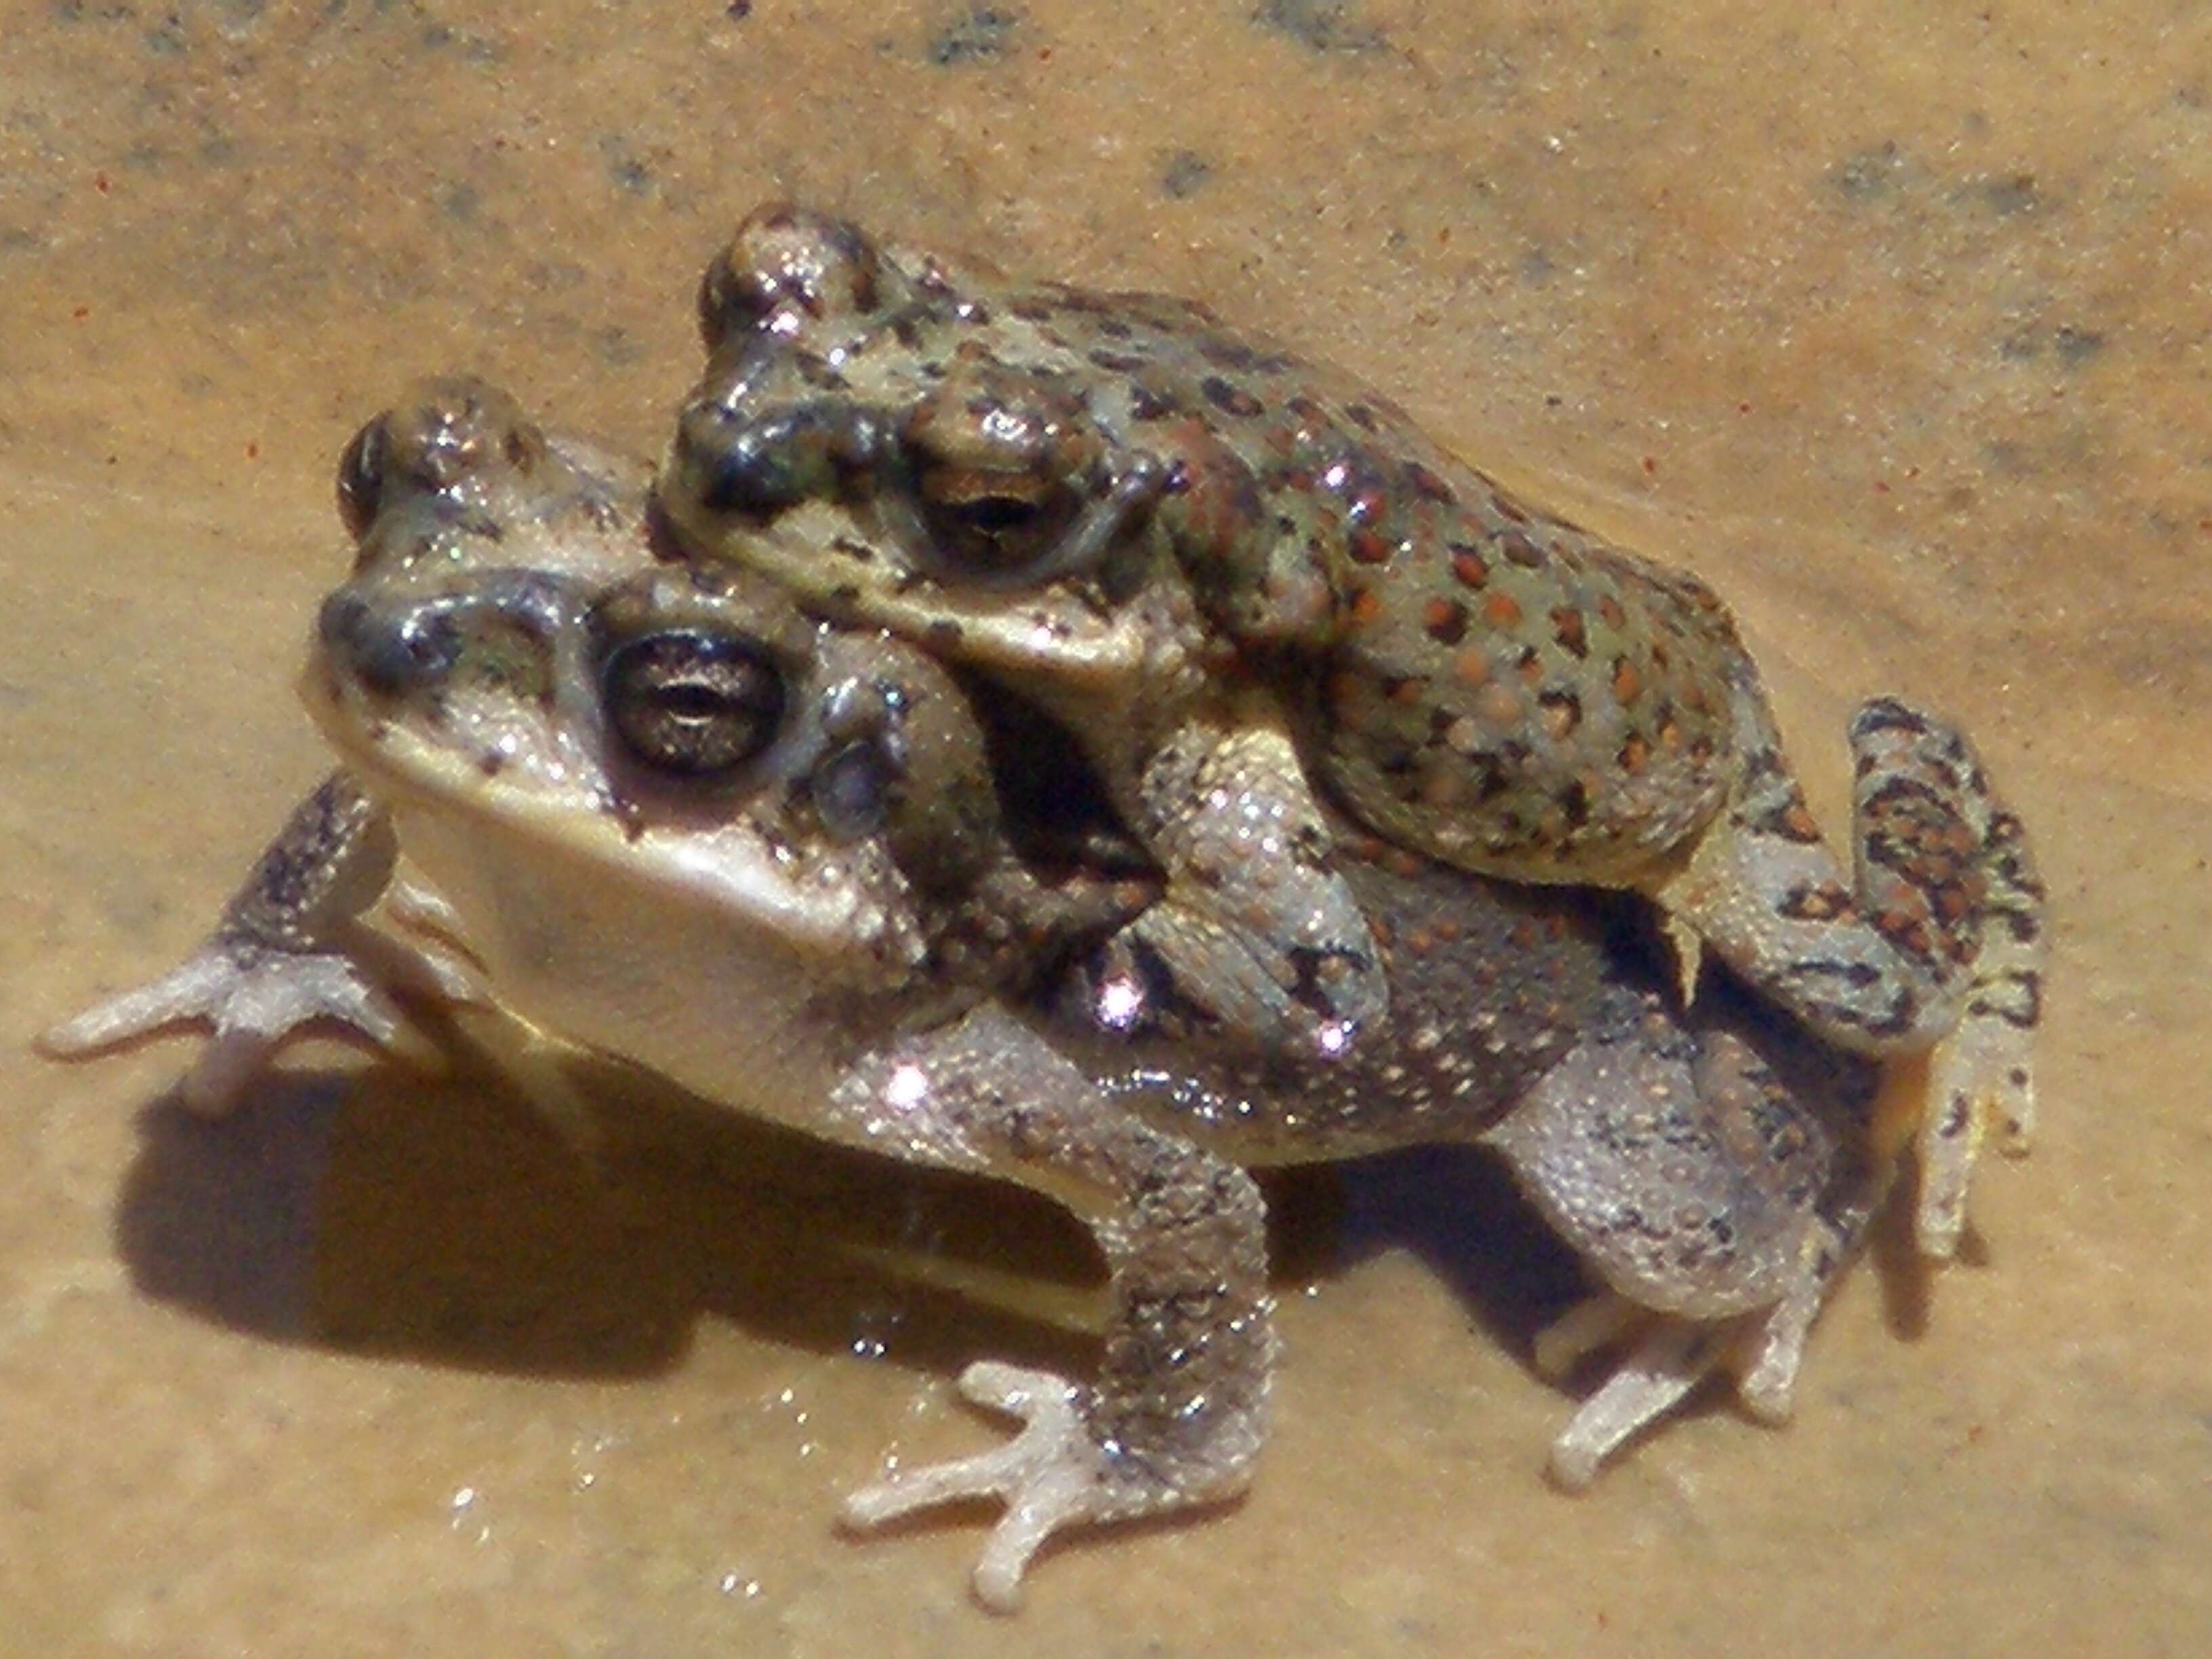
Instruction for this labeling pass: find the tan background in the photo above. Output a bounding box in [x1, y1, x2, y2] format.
[4, 2, 2207, 1653]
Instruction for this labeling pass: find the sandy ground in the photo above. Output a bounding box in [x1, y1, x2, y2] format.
[3, 2, 2208, 1654]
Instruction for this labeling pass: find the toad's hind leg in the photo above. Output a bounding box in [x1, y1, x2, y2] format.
[1483, 1017, 1845, 1327]
[1653, 691, 2046, 1252]
[1912, 798, 2043, 1254]
[1481, 1007, 1883, 1485]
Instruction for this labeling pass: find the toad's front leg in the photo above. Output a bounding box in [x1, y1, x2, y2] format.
[39, 771, 479, 1112]
[1104, 699, 1385, 1053]
[830, 1004, 1273, 1611]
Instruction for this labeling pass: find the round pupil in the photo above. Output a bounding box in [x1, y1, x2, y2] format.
[604, 630, 785, 777]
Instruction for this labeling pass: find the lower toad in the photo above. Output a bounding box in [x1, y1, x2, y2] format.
[45, 388, 1993, 1609]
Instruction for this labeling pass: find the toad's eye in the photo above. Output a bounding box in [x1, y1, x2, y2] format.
[335, 379, 544, 554]
[911, 464, 1077, 575]
[899, 373, 1101, 579]
[697, 204, 885, 352]
[335, 415, 389, 541]
[601, 629, 787, 777]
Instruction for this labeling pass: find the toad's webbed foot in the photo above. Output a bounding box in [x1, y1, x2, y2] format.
[1543, 1311, 1732, 1491]
[1536, 1217, 1862, 1491]
[42, 937, 430, 1115]
[39, 773, 478, 1113]
[844, 1361, 1210, 1613]
[1912, 800, 2044, 1254]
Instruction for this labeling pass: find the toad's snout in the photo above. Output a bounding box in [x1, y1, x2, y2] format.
[317, 586, 464, 699]
[315, 571, 584, 702]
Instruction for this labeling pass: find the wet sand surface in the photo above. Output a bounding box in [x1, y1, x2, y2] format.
[4, 3, 2208, 1653]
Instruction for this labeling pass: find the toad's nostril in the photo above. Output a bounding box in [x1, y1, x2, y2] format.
[316, 588, 369, 654]
[671, 403, 774, 518]
[319, 588, 462, 699]
[670, 398, 726, 468]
